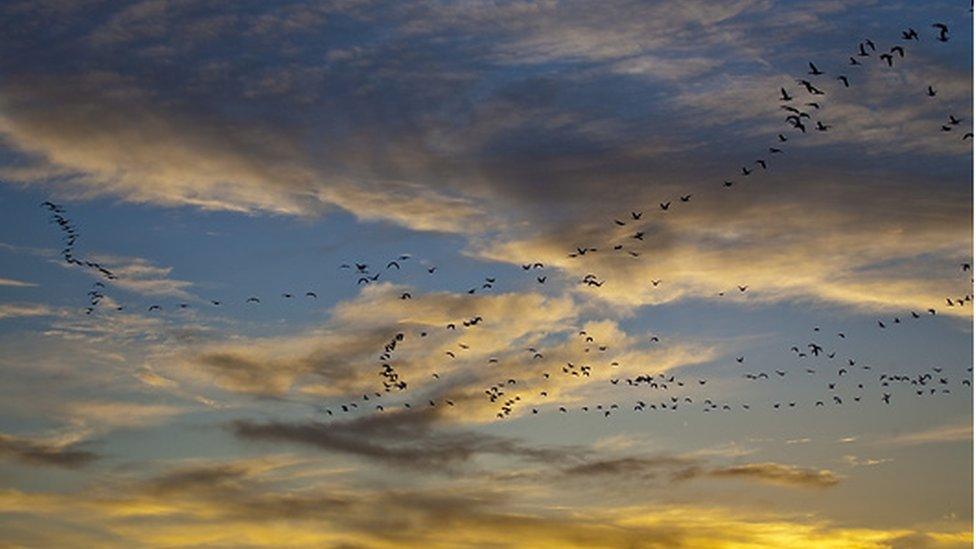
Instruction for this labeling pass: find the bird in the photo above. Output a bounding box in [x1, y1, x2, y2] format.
[245, 297, 261, 303]
[815, 121, 831, 131]
[902, 28, 919, 40]
[808, 62, 824, 75]
[537, 276, 547, 284]
[755, 159, 767, 170]
[927, 86, 937, 97]
[879, 53, 893, 67]
[660, 202, 671, 211]
[890, 46, 905, 58]
[680, 194, 692, 202]
[779, 88, 793, 101]
[836, 75, 850, 87]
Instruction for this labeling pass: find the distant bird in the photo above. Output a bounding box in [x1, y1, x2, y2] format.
[836, 75, 850, 87]
[808, 62, 824, 75]
[879, 53, 893, 67]
[779, 87, 793, 101]
[927, 86, 937, 97]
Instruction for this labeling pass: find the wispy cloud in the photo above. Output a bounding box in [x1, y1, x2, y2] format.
[0, 277, 36, 287]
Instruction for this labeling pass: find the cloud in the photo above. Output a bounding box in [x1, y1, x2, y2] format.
[0, 456, 958, 549]
[171, 283, 714, 432]
[89, 254, 194, 299]
[878, 421, 973, 447]
[0, 302, 56, 319]
[705, 462, 840, 488]
[231, 408, 577, 472]
[0, 71, 489, 233]
[0, 432, 99, 468]
[560, 456, 841, 489]
[0, 277, 36, 287]
[64, 401, 185, 431]
[473, 176, 971, 316]
[841, 455, 892, 467]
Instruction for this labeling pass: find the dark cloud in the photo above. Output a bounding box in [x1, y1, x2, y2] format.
[2, 0, 966, 236]
[560, 456, 841, 489]
[561, 455, 696, 480]
[0, 433, 99, 469]
[705, 462, 841, 488]
[232, 409, 579, 471]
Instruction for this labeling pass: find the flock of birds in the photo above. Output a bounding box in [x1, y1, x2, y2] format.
[34, 16, 973, 423]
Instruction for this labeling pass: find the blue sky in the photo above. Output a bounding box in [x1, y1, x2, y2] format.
[0, 0, 972, 547]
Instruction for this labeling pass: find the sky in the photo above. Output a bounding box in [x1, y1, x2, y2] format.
[0, 0, 973, 547]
